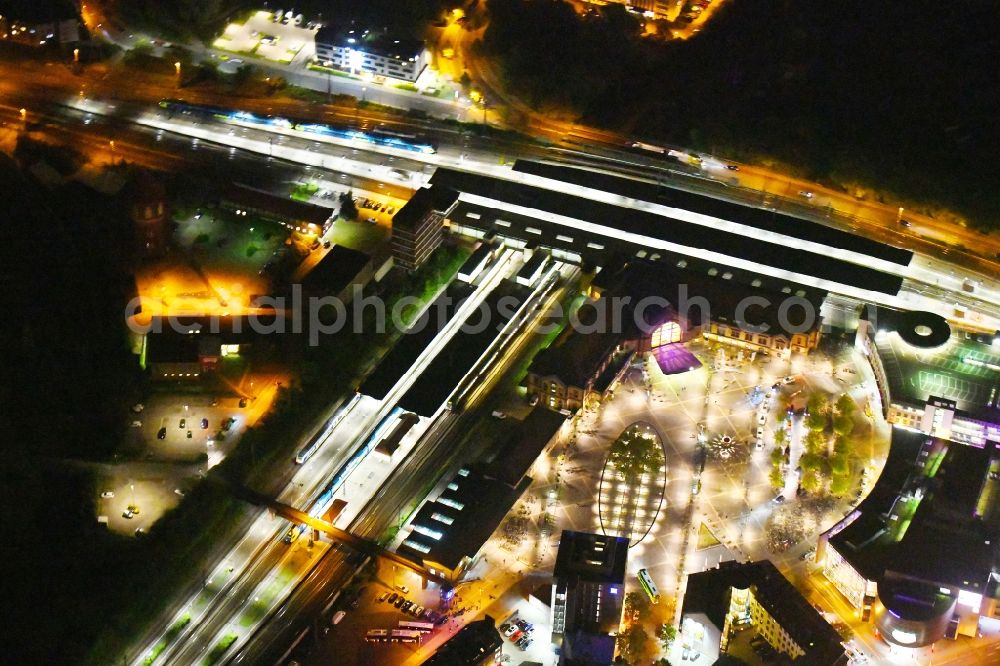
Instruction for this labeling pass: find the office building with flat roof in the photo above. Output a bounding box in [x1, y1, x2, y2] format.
[315, 25, 428, 82]
[681, 560, 846, 665]
[819, 428, 1000, 648]
[550, 530, 629, 664]
[391, 186, 459, 271]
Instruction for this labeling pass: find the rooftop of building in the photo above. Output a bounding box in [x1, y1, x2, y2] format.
[828, 429, 1000, 592]
[863, 305, 1000, 422]
[398, 464, 524, 570]
[393, 185, 459, 233]
[144, 315, 275, 363]
[359, 281, 475, 400]
[553, 530, 629, 585]
[430, 168, 904, 296]
[315, 24, 425, 60]
[514, 160, 913, 267]
[398, 281, 529, 417]
[682, 559, 846, 666]
[0, 0, 77, 23]
[529, 308, 625, 389]
[400, 409, 563, 568]
[597, 258, 828, 337]
[482, 407, 565, 488]
[219, 182, 332, 226]
[300, 244, 370, 295]
[457, 241, 495, 278]
[421, 616, 502, 665]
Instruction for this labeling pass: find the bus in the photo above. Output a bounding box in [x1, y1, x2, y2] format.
[390, 629, 422, 644]
[365, 629, 389, 643]
[397, 621, 434, 633]
[638, 568, 660, 604]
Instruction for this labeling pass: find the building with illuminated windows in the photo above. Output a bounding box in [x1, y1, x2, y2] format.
[550, 530, 629, 665]
[818, 428, 1000, 648]
[856, 305, 1000, 446]
[392, 186, 459, 272]
[396, 408, 565, 582]
[526, 258, 826, 411]
[314, 25, 428, 82]
[680, 560, 846, 665]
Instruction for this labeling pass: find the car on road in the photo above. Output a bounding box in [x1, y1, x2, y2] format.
[101, 491, 115, 499]
[157, 427, 167, 440]
[122, 510, 134, 519]
[726, 164, 739, 171]
[331, 610, 346, 625]
[174, 488, 186, 497]
[900, 219, 912, 228]
[201, 418, 209, 429]
[491, 410, 507, 419]
[131, 420, 142, 427]
[179, 418, 186, 428]
[798, 190, 814, 199]
[222, 417, 234, 431]
[772, 494, 785, 503]
[186, 430, 193, 439]
[782, 375, 797, 385]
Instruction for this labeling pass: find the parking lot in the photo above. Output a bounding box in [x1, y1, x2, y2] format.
[213, 10, 317, 65]
[127, 393, 250, 463]
[95, 462, 194, 536]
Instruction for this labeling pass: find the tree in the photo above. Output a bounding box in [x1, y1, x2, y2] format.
[801, 470, 822, 494]
[609, 428, 663, 483]
[833, 413, 854, 437]
[773, 427, 787, 447]
[808, 391, 829, 415]
[830, 451, 850, 476]
[658, 623, 678, 650]
[804, 429, 826, 455]
[458, 71, 472, 92]
[624, 591, 651, 622]
[806, 410, 827, 432]
[835, 393, 856, 415]
[769, 467, 784, 490]
[617, 623, 649, 663]
[770, 447, 785, 466]
[338, 191, 359, 220]
[831, 473, 852, 497]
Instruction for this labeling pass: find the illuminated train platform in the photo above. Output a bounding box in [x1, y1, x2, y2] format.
[431, 161, 911, 303]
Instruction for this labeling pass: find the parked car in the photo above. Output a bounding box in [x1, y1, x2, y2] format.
[502, 623, 517, 637]
[377, 591, 390, 602]
[157, 427, 167, 440]
[101, 491, 115, 499]
[388, 592, 399, 604]
[179, 418, 186, 428]
[413, 605, 424, 616]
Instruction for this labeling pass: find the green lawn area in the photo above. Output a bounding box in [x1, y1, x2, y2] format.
[141, 614, 191, 666]
[202, 633, 238, 666]
[696, 523, 721, 550]
[290, 182, 319, 202]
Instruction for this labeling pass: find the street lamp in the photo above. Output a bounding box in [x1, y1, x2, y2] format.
[174, 61, 182, 88]
[19, 108, 26, 121]
[73, 48, 79, 63]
